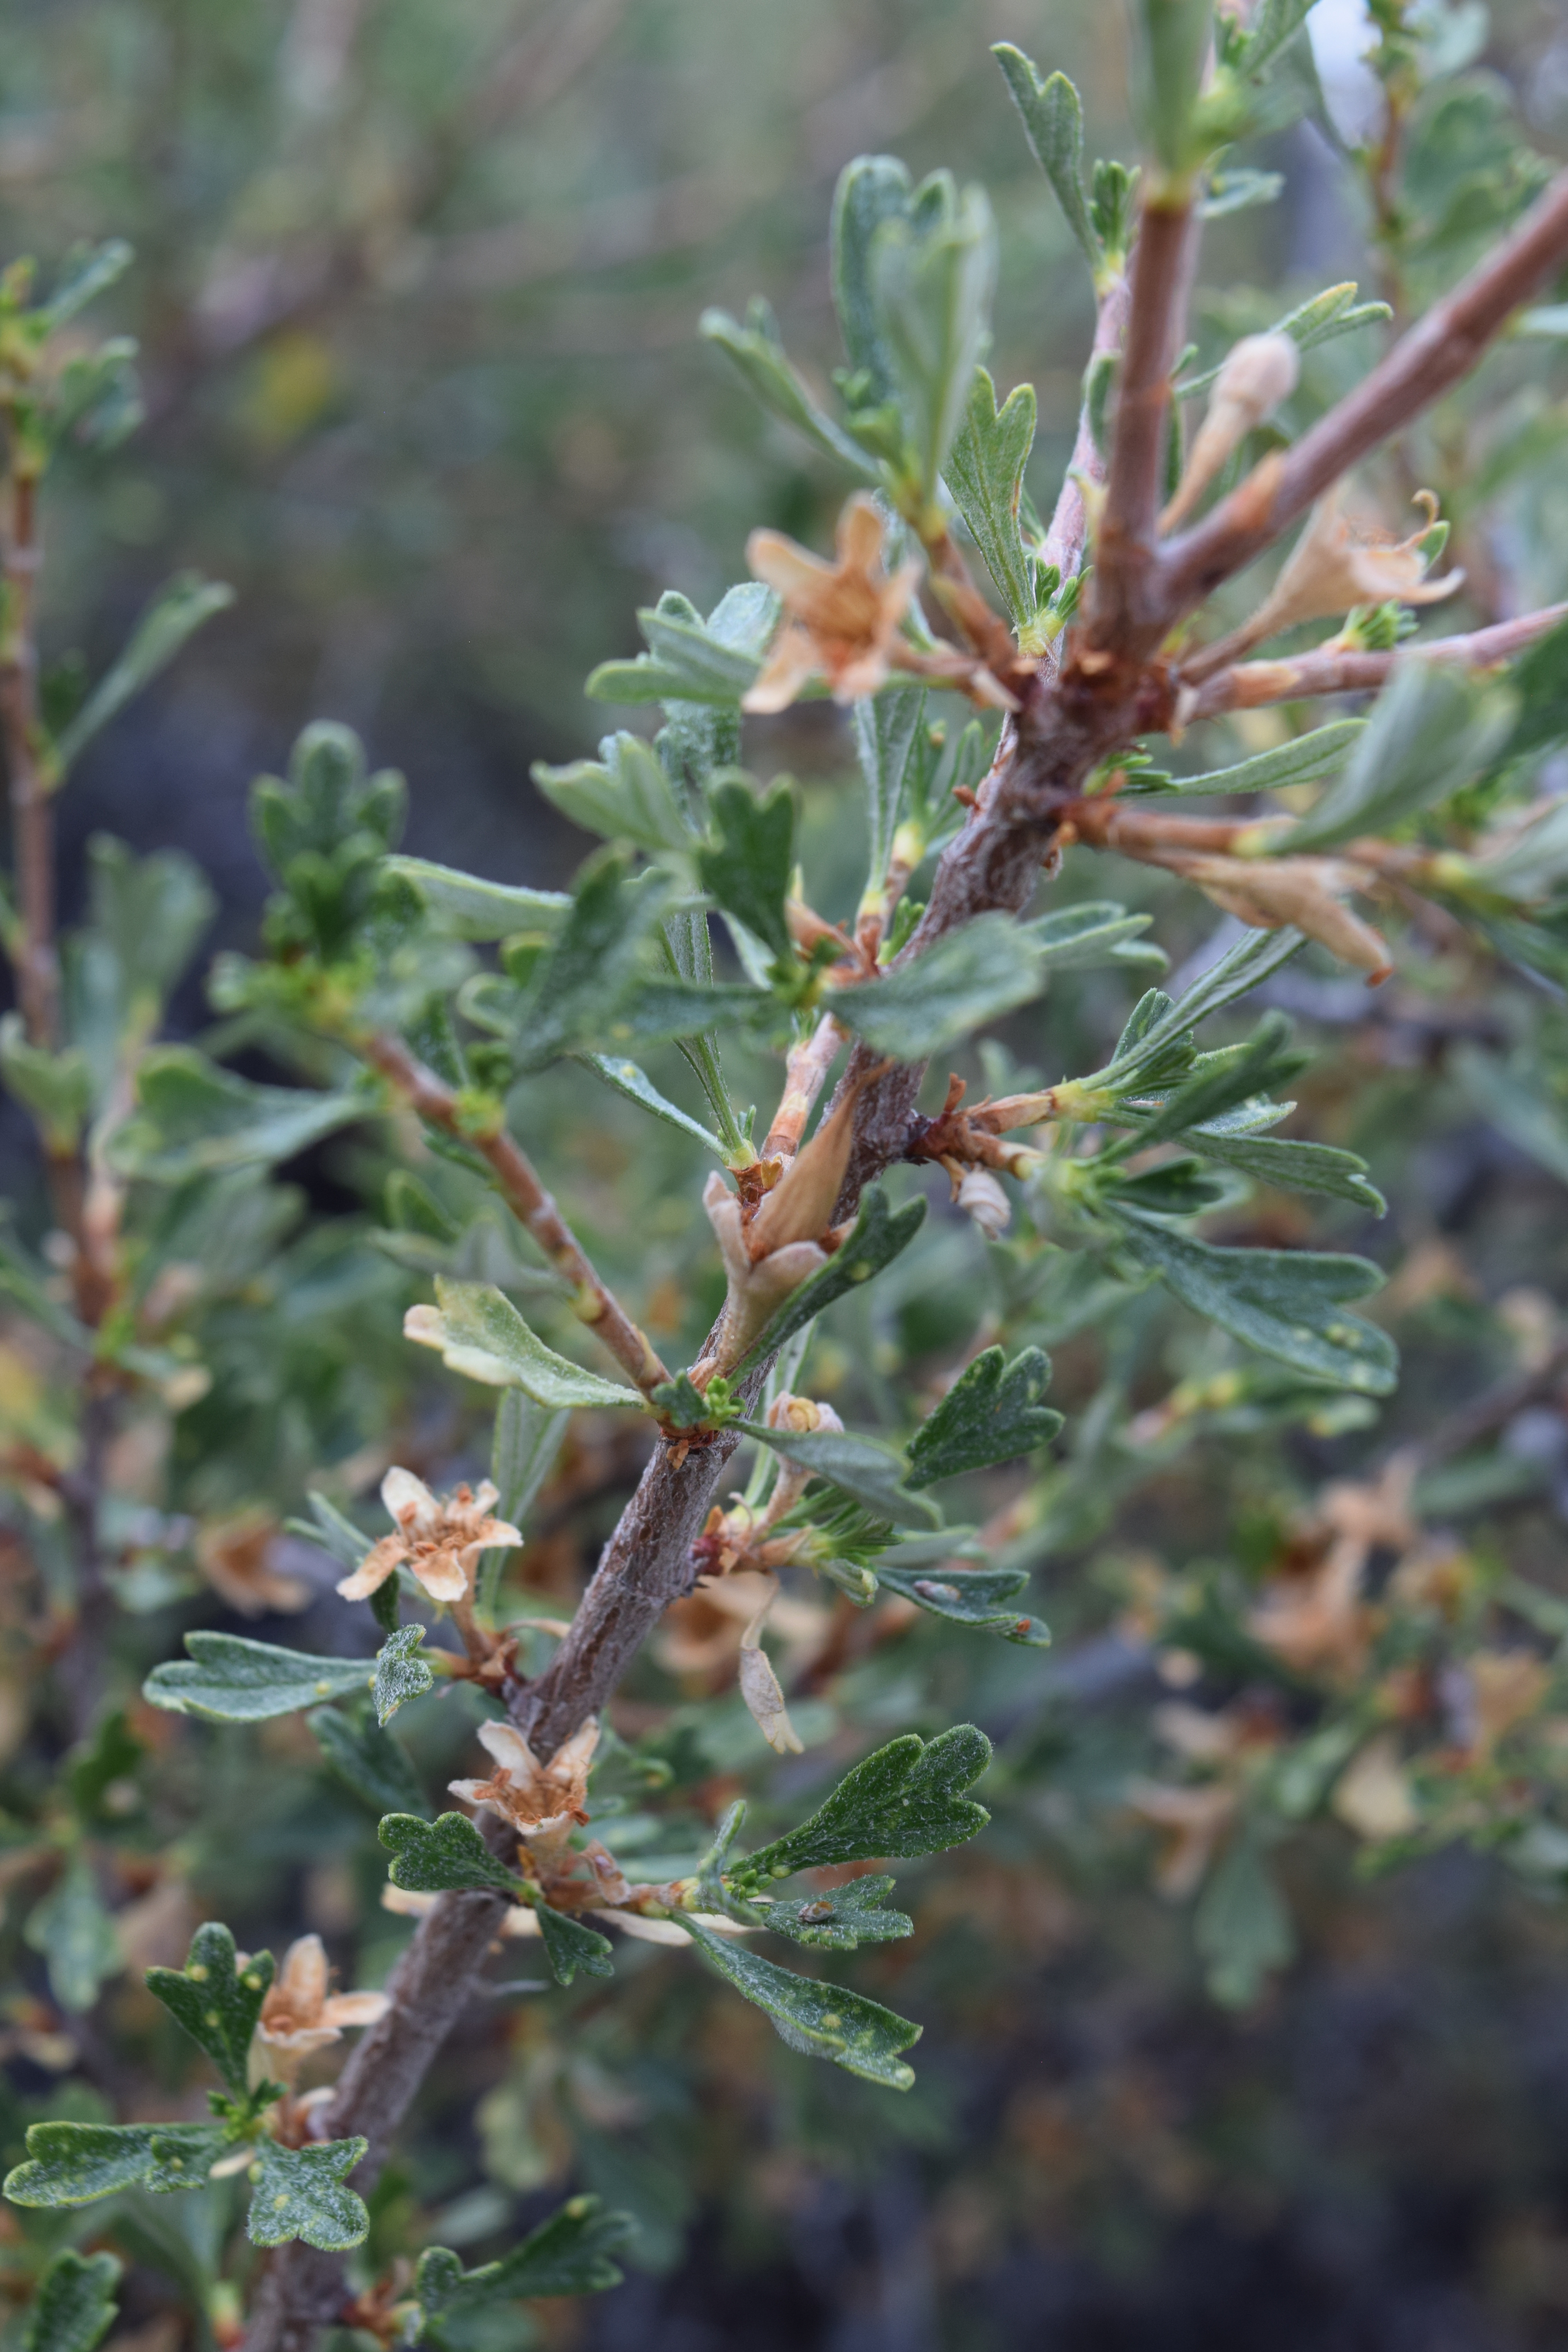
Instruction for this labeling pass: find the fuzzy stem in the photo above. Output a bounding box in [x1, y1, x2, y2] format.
[356, 1028, 669, 1396]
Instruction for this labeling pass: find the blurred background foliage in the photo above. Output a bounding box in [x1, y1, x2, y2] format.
[5, 2, 1568, 2347]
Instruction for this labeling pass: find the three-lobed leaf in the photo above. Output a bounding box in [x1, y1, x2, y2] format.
[1114, 1209, 1399, 1393]
[106, 1049, 365, 1183]
[245, 2137, 370, 2251]
[374, 1625, 434, 1725]
[874, 1553, 1051, 1646]
[944, 367, 1038, 622]
[414, 2193, 634, 2342]
[905, 1345, 1060, 1487]
[22, 2249, 121, 2352]
[145, 1921, 274, 2095]
[379, 1810, 523, 1899]
[696, 776, 796, 962]
[745, 1419, 939, 1529]
[990, 51, 1102, 274]
[830, 912, 1047, 1059]
[750, 1874, 914, 1950]
[730, 1725, 992, 1891]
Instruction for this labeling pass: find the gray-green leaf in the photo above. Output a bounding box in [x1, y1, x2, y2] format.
[750, 1875, 913, 1950]
[106, 1048, 365, 1182]
[696, 776, 795, 962]
[905, 1345, 1060, 1487]
[990, 52, 1101, 274]
[1118, 718, 1365, 799]
[1114, 1208, 1398, 1393]
[744, 1420, 940, 1529]
[379, 1810, 524, 1899]
[700, 299, 880, 480]
[1286, 660, 1514, 854]
[534, 1903, 615, 1987]
[944, 367, 1037, 622]
[384, 857, 568, 942]
[312, 1705, 427, 1815]
[373, 1626, 435, 1726]
[873, 1553, 1051, 1645]
[680, 1916, 920, 2088]
[830, 912, 1047, 1059]
[413, 2195, 633, 2341]
[730, 1724, 991, 1889]
[24, 1860, 122, 2014]
[732, 1189, 927, 1376]
[415, 1279, 645, 1409]
[533, 733, 693, 854]
[54, 573, 234, 776]
[22, 2249, 121, 2352]
[871, 178, 998, 498]
[145, 1921, 274, 2094]
[143, 1633, 371, 1722]
[245, 2137, 370, 2251]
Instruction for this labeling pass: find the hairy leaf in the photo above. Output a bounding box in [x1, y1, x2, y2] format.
[55, 573, 234, 775]
[415, 1279, 644, 1409]
[107, 1049, 365, 1182]
[312, 1705, 427, 1816]
[990, 52, 1102, 273]
[22, 2249, 121, 2352]
[379, 1811, 524, 1898]
[245, 2138, 370, 2251]
[696, 776, 795, 961]
[874, 1553, 1051, 1645]
[750, 1875, 914, 1950]
[144, 1633, 371, 1722]
[870, 177, 998, 497]
[731, 1725, 992, 1889]
[533, 733, 693, 854]
[385, 857, 568, 941]
[533, 1902, 615, 1987]
[700, 299, 879, 479]
[1026, 901, 1166, 971]
[905, 1345, 1060, 1487]
[1118, 719, 1365, 798]
[576, 1054, 728, 1159]
[145, 1921, 274, 2095]
[414, 2195, 634, 2341]
[853, 685, 926, 903]
[944, 367, 1037, 621]
[374, 1626, 436, 1726]
[1287, 661, 1514, 853]
[1114, 1209, 1398, 1392]
[5, 2122, 222, 2209]
[24, 1859, 122, 2014]
[744, 1419, 940, 1528]
[681, 1916, 920, 2088]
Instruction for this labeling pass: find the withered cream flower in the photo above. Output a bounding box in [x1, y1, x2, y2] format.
[337, 1467, 521, 1606]
[252, 1934, 388, 2076]
[449, 1716, 600, 1843]
[1232, 484, 1463, 657]
[744, 493, 921, 713]
[1163, 849, 1394, 982]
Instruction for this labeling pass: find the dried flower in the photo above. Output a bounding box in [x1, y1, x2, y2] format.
[736, 1572, 805, 1756]
[1162, 332, 1300, 532]
[744, 493, 921, 712]
[1163, 849, 1393, 982]
[1125, 1780, 1238, 1898]
[252, 1934, 388, 2082]
[196, 1509, 311, 1618]
[1467, 1650, 1550, 1757]
[336, 1467, 521, 1606]
[1230, 484, 1463, 658]
[1331, 1734, 1418, 1842]
[697, 1172, 828, 1381]
[449, 1716, 600, 1846]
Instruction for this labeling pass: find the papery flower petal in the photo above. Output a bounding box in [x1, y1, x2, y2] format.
[405, 1544, 470, 1604]
[320, 1991, 390, 2028]
[336, 1532, 407, 1601]
[476, 1721, 540, 1778]
[382, 1465, 441, 1537]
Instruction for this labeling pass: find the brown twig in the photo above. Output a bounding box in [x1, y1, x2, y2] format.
[1184, 601, 1568, 719]
[357, 1029, 668, 1396]
[1157, 171, 1568, 632]
[1087, 197, 1198, 652]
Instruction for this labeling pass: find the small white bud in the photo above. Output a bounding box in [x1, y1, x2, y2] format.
[957, 1168, 1011, 1240]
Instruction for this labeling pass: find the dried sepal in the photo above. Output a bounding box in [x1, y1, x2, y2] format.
[744, 494, 922, 711]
